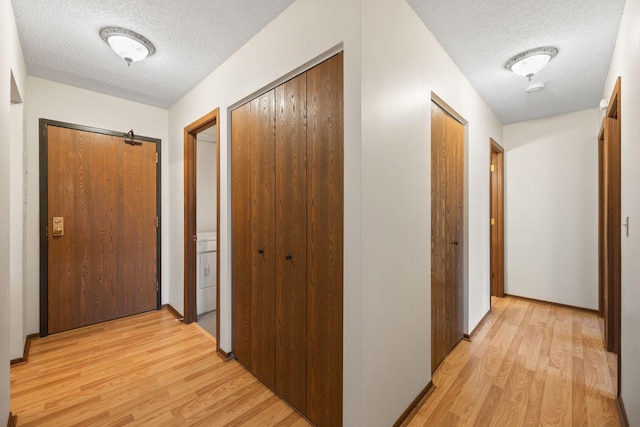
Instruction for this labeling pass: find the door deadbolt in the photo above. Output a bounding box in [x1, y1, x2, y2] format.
[52, 217, 64, 236]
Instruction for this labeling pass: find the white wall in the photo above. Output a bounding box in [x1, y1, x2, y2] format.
[167, 0, 362, 423]
[359, 0, 503, 424]
[1, 0, 27, 420]
[24, 77, 170, 336]
[503, 109, 599, 309]
[603, 0, 640, 422]
[196, 139, 217, 233]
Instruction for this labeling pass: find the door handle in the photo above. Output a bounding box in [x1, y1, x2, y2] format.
[285, 253, 292, 260]
[453, 241, 459, 246]
[258, 248, 264, 254]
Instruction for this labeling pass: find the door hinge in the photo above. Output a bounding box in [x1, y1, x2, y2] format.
[156, 281, 159, 292]
[490, 164, 495, 172]
[155, 152, 159, 164]
[156, 217, 159, 228]
[491, 218, 495, 226]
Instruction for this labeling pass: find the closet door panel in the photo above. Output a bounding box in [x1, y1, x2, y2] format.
[250, 91, 277, 387]
[306, 52, 344, 427]
[231, 103, 253, 367]
[275, 73, 308, 410]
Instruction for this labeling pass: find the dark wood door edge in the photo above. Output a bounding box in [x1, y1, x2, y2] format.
[463, 309, 492, 342]
[7, 412, 17, 427]
[616, 396, 630, 427]
[393, 381, 435, 427]
[162, 304, 184, 321]
[217, 348, 234, 362]
[9, 333, 40, 367]
[504, 294, 599, 315]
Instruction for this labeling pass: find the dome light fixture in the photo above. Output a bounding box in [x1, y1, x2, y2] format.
[100, 27, 155, 66]
[525, 82, 546, 93]
[505, 47, 558, 81]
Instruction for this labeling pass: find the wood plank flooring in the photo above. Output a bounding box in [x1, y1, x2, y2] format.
[408, 296, 620, 426]
[11, 297, 620, 426]
[10, 309, 310, 426]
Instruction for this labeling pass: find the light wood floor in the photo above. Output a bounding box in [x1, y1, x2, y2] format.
[408, 296, 620, 426]
[11, 298, 620, 426]
[10, 309, 310, 426]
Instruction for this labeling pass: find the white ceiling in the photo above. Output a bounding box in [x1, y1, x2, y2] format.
[407, 0, 626, 123]
[11, 0, 295, 108]
[12, 0, 626, 123]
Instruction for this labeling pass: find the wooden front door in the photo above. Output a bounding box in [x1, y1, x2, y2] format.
[44, 123, 159, 334]
[431, 101, 464, 372]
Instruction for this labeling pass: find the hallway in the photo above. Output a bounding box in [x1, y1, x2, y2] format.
[408, 297, 619, 426]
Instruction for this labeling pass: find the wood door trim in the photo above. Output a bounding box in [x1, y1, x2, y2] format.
[183, 108, 220, 351]
[490, 138, 505, 299]
[598, 77, 621, 397]
[39, 119, 162, 337]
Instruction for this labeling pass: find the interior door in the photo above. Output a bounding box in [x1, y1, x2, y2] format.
[250, 91, 277, 387]
[490, 142, 504, 297]
[275, 73, 308, 410]
[46, 125, 157, 334]
[431, 101, 464, 372]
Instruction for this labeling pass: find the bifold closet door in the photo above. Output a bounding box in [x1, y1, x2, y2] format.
[306, 53, 344, 427]
[231, 92, 277, 388]
[231, 52, 344, 427]
[275, 73, 308, 410]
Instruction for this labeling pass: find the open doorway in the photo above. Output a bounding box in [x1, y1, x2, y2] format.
[184, 109, 220, 345]
[194, 126, 217, 336]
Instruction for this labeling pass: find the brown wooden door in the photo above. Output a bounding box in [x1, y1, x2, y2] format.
[275, 73, 308, 410]
[431, 101, 464, 372]
[490, 141, 504, 298]
[250, 91, 277, 387]
[231, 102, 253, 367]
[47, 125, 157, 334]
[306, 53, 344, 427]
[231, 53, 343, 427]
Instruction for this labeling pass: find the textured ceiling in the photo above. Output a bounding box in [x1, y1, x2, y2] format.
[11, 0, 295, 108]
[12, 1, 626, 122]
[406, 0, 626, 124]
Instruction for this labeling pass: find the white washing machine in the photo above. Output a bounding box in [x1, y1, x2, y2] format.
[196, 232, 217, 315]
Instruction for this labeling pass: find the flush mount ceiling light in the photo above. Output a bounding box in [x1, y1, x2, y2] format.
[505, 47, 558, 81]
[100, 27, 155, 66]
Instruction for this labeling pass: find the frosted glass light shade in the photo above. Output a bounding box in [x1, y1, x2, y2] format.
[107, 35, 149, 63]
[505, 47, 558, 80]
[100, 27, 155, 66]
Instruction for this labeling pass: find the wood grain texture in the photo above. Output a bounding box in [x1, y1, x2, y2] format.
[231, 102, 253, 370]
[409, 296, 620, 426]
[250, 90, 277, 389]
[275, 73, 308, 411]
[47, 126, 156, 334]
[431, 101, 464, 372]
[9, 309, 310, 426]
[490, 139, 505, 298]
[183, 129, 198, 325]
[306, 52, 344, 427]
